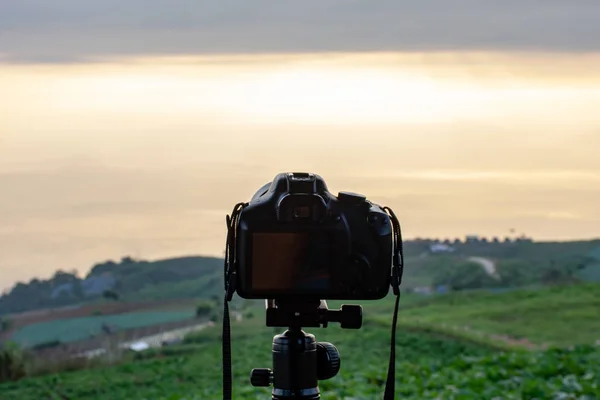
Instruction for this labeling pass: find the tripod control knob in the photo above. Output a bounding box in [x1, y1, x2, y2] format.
[250, 368, 272, 387]
[340, 304, 362, 329]
[316, 342, 341, 380]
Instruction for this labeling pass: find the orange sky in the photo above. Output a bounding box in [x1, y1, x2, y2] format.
[1, 52, 599, 289]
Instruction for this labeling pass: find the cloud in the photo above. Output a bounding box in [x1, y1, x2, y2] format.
[1, 0, 600, 63]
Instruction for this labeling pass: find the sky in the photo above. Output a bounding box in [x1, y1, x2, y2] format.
[1, 1, 600, 290]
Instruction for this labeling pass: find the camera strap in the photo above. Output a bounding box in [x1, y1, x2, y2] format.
[383, 206, 405, 400]
[223, 202, 247, 400]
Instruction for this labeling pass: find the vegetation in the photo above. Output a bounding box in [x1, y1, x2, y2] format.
[0, 343, 26, 383]
[2, 283, 599, 399]
[102, 290, 119, 301]
[194, 301, 214, 318]
[390, 283, 600, 348]
[432, 261, 498, 291]
[10, 310, 196, 348]
[401, 239, 600, 291]
[1, 240, 600, 398]
[0, 256, 223, 315]
[0, 317, 11, 332]
[2, 240, 598, 316]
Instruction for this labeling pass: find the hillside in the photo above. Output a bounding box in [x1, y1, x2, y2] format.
[401, 238, 600, 292]
[0, 256, 223, 316]
[2, 283, 599, 399]
[2, 238, 599, 316]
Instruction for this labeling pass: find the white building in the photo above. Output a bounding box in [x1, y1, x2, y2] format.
[429, 243, 455, 253]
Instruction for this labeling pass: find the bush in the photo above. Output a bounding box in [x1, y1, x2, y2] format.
[195, 301, 214, 318]
[0, 343, 27, 383]
[433, 262, 499, 291]
[0, 318, 12, 332]
[102, 290, 119, 301]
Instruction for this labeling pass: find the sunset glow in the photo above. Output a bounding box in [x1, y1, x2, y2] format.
[2, 52, 600, 288]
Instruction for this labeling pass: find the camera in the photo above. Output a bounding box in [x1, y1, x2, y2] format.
[230, 172, 394, 301]
[222, 172, 404, 400]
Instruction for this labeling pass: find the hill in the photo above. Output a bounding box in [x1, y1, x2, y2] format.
[0, 256, 223, 316]
[401, 238, 600, 292]
[2, 238, 599, 317]
[2, 283, 599, 399]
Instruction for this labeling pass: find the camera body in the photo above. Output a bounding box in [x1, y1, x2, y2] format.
[235, 172, 393, 301]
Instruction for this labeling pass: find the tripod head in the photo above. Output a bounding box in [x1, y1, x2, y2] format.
[250, 300, 362, 399]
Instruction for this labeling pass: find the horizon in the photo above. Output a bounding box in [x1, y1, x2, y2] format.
[2, 235, 600, 293]
[3, 52, 600, 291]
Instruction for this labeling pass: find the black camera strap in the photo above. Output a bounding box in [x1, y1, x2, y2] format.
[383, 206, 405, 400]
[223, 202, 247, 400]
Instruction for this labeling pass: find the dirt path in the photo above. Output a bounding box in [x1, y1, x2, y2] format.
[467, 257, 501, 280]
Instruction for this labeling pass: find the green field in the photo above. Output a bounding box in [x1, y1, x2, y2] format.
[389, 283, 600, 348]
[10, 310, 196, 348]
[2, 283, 600, 399]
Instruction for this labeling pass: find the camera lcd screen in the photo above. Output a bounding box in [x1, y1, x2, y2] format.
[252, 232, 331, 292]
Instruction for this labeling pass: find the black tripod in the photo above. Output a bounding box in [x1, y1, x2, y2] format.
[250, 300, 363, 399]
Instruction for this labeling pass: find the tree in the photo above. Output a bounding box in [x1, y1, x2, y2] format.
[433, 262, 498, 291]
[0, 318, 11, 333]
[195, 301, 214, 318]
[102, 290, 119, 301]
[89, 260, 118, 276]
[121, 256, 135, 265]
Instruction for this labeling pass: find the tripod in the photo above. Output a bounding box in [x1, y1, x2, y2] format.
[250, 300, 363, 399]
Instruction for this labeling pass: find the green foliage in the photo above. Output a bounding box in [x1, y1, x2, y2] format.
[2, 241, 599, 316]
[0, 343, 26, 383]
[401, 255, 464, 288]
[432, 261, 498, 290]
[2, 284, 600, 398]
[389, 283, 600, 347]
[400, 240, 600, 292]
[0, 317, 12, 332]
[0, 315, 494, 399]
[3, 318, 600, 399]
[102, 290, 119, 301]
[194, 301, 213, 318]
[0, 256, 223, 315]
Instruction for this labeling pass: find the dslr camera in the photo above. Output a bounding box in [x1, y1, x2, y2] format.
[228, 172, 396, 301]
[222, 172, 404, 400]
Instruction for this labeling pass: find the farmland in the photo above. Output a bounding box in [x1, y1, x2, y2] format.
[2, 283, 599, 399]
[372, 282, 600, 348]
[10, 310, 196, 348]
[0, 299, 197, 341]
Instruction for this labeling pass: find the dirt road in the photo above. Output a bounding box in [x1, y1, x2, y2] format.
[467, 257, 501, 280]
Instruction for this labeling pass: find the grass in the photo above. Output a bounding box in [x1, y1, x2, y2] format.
[0, 314, 496, 399]
[10, 310, 196, 348]
[2, 283, 600, 399]
[384, 283, 600, 348]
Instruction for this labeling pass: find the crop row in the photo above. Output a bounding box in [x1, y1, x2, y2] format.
[2, 324, 599, 399]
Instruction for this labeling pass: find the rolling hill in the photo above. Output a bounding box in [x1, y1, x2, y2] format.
[2, 238, 599, 317]
[0, 256, 223, 316]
